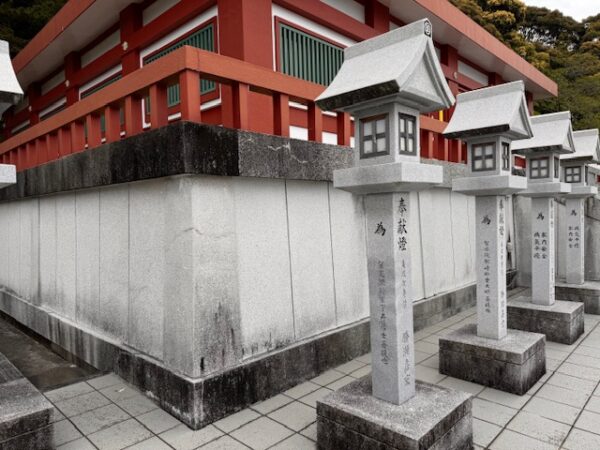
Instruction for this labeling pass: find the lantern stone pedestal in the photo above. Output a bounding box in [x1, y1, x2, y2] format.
[317, 377, 472, 450]
[556, 281, 600, 315]
[314, 19, 472, 450]
[438, 80, 546, 395]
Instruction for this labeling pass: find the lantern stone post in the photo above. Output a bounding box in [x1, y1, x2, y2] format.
[314, 20, 472, 450]
[0, 40, 21, 187]
[438, 81, 546, 394]
[509, 112, 585, 344]
[555, 129, 600, 313]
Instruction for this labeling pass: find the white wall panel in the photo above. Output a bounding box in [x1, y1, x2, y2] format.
[286, 180, 336, 339]
[328, 184, 369, 325]
[234, 177, 295, 358]
[40, 197, 57, 311]
[76, 190, 100, 329]
[99, 186, 129, 341]
[56, 194, 77, 320]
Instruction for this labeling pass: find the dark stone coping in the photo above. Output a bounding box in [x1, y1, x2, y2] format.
[439, 323, 545, 364]
[0, 352, 53, 446]
[0, 122, 468, 202]
[317, 376, 472, 449]
[413, 283, 476, 331]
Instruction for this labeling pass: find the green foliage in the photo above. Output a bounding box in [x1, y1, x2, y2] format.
[0, 0, 67, 58]
[450, 0, 600, 131]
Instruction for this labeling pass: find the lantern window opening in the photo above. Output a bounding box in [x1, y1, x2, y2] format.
[565, 166, 582, 183]
[360, 114, 389, 159]
[554, 156, 560, 179]
[530, 157, 550, 179]
[399, 113, 417, 155]
[472, 142, 496, 172]
[502, 142, 510, 171]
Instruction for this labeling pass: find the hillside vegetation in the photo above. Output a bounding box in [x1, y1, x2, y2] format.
[450, 0, 600, 130]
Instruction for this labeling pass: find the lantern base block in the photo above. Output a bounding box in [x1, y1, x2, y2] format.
[555, 281, 600, 315]
[439, 324, 545, 395]
[317, 376, 473, 450]
[507, 297, 584, 344]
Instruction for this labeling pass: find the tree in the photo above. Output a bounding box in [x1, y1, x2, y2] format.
[0, 0, 67, 58]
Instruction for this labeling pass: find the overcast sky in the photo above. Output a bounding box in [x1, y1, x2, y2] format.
[523, 0, 599, 21]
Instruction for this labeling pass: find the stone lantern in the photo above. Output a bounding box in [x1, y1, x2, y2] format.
[314, 19, 472, 450]
[555, 129, 600, 313]
[438, 81, 546, 395]
[509, 112, 585, 344]
[0, 40, 21, 187]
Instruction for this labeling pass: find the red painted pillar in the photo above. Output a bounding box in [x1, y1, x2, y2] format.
[441, 45, 460, 163]
[525, 91, 534, 115]
[488, 72, 504, 86]
[64, 52, 81, 106]
[27, 83, 41, 126]
[365, 0, 390, 33]
[120, 3, 143, 75]
[218, 0, 273, 134]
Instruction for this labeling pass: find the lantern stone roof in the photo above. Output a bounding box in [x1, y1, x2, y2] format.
[512, 111, 575, 155]
[315, 19, 454, 113]
[563, 129, 600, 163]
[0, 41, 23, 117]
[443, 81, 533, 140]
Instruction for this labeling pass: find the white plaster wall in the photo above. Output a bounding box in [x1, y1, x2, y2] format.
[0, 176, 478, 374]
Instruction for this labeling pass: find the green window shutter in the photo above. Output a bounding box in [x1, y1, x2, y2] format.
[81, 74, 122, 99]
[280, 24, 344, 85]
[144, 23, 216, 109]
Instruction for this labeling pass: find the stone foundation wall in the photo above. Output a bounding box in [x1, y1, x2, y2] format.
[0, 122, 478, 382]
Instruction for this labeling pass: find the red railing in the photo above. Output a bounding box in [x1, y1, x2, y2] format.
[0, 46, 455, 171]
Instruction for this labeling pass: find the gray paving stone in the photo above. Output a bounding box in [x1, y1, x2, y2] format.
[489, 429, 558, 450]
[160, 423, 223, 450]
[126, 436, 173, 450]
[438, 376, 486, 396]
[230, 417, 294, 450]
[326, 376, 355, 391]
[562, 428, 600, 450]
[300, 423, 317, 441]
[585, 395, 600, 414]
[547, 372, 596, 394]
[54, 391, 111, 418]
[283, 381, 320, 399]
[507, 411, 570, 446]
[45, 381, 94, 403]
[574, 410, 600, 435]
[268, 401, 316, 431]
[270, 433, 316, 449]
[310, 370, 345, 386]
[250, 394, 292, 414]
[415, 365, 445, 384]
[70, 403, 130, 435]
[87, 418, 153, 449]
[349, 364, 371, 379]
[56, 437, 96, 450]
[52, 420, 83, 447]
[213, 408, 260, 433]
[477, 387, 531, 409]
[536, 383, 590, 408]
[200, 435, 250, 449]
[98, 383, 141, 403]
[557, 362, 600, 381]
[472, 398, 517, 427]
[523, 397, 580, 425]
[333, 360, 365, 374]
[566, 353, 600, 369]
[298, 387, 333, 408]
[87, 374, 122, 390]
[114, 393, 158, 416]
[473, 418, 501, 448]
[136, 408, 182, 434]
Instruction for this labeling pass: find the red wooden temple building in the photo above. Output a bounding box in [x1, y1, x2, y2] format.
[1, 0, 556, 169]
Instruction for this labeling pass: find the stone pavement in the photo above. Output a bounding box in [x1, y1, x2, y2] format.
[41, 290, 600, 449]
